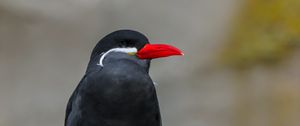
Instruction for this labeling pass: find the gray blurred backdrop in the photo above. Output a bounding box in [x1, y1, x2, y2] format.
[4, 0, 300, 126]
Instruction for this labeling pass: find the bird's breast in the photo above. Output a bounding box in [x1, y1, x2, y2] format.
[84, 60, 154, 105]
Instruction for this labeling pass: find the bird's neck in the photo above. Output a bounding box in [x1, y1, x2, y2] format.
[86, 54, 102, 74]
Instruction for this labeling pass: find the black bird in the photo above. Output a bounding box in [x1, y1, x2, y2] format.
[65, 30, 183, 126]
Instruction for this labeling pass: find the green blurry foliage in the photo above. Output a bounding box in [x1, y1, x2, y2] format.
[221, 0, 300, 69]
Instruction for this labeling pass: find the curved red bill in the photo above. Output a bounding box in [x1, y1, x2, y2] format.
[136, 44, 184, 59]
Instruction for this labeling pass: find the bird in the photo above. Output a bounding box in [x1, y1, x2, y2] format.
[65, 30, 183, 126]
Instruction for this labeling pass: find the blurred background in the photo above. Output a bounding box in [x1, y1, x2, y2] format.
[1, 0, 300, 126]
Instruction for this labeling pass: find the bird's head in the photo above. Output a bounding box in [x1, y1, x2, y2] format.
[87, 30, 183, 72]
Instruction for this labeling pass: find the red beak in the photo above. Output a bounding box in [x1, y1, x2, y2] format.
[136, 44, 184, 59]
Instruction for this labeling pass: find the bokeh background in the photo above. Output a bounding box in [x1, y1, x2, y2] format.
[1, 0, 300, 126]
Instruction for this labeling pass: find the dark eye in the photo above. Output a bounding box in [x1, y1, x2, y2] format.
[120, 39, 135, 47]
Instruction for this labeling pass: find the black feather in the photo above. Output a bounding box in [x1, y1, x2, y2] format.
[65, 30, 161, 126]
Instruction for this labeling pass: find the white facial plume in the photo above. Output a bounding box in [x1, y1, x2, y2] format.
[97, 47, 138, 67]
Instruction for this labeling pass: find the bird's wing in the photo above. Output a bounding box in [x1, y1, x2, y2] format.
[64, 75, 86, 126]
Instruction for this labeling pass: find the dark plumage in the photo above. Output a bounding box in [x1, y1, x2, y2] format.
[65, 30, 161, 126]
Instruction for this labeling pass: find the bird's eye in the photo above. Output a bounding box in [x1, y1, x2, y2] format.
[120, 40, 135, 47]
